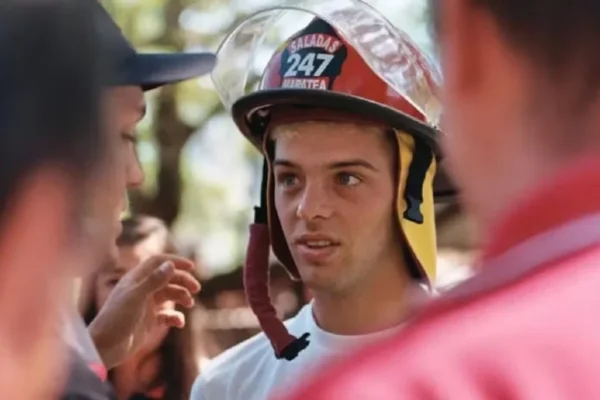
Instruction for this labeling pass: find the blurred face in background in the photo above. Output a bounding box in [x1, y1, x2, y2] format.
[94, 233, 172, 355]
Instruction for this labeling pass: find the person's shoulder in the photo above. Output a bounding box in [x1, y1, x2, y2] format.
[192, 305, 312, 400]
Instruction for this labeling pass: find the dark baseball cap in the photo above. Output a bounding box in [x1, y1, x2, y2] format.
[94, 0, 216, 91]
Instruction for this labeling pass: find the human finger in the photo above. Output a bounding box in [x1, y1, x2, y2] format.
[134, 260, 175, 296]
[156, 309, 185, 329]
[166, 269, 201, 294]
[154, 284, 195, 308]
[132, 254, 194, 282]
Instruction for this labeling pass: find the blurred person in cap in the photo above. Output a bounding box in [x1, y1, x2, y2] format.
[191, 1, 455, 399]
[0, 0, 111, 398]
[81, 215, 199, 400]
[280, 0, 600, 399]
[60, 0, 214, 399]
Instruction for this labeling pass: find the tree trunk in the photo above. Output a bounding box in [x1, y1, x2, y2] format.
[128, 0, 191, 227]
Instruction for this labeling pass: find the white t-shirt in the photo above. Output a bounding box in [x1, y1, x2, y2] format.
[191, 302, 403, 400]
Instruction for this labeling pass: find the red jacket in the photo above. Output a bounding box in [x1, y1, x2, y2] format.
[279, 156, 600, 400]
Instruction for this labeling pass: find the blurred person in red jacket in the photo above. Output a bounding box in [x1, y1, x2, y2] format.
[0, 0, 110, 398]
[280, 0, 600, 399]
[192, 1, 456, 399]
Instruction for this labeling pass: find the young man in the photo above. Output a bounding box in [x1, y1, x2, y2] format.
[60, 1, 213, 399]
[192, 2, 455, 399]
[281, 0, 600, 399]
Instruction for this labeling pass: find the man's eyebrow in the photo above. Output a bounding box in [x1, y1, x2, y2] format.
[328, 159, 378, 171]
[272, 158, 379, 171]
[272, 159, 299, 168]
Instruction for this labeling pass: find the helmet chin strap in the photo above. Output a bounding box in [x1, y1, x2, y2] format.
[403, 136, 433, 224]
[243, 158, 310, 361]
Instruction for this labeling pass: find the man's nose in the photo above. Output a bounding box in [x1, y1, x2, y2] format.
[126, 155, 144, 189]
[296, 181, 333, 221]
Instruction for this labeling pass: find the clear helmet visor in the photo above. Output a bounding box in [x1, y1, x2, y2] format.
[211, 0, 443, 129]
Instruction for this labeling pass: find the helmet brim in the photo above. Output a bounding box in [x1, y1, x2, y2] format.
[232, 88, 457, 201]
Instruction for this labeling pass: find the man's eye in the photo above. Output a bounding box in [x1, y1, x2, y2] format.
[336, 173, 361, 186]
[276, 173, 299, 187]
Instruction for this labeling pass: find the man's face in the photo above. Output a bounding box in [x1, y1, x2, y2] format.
[93, 86, 145, 257]
[272, 121, 400, 294]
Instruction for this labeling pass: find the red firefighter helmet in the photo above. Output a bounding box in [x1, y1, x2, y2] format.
[211, 0, 455, 362]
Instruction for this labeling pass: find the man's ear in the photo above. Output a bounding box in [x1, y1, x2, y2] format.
[0, 168, 76, 305]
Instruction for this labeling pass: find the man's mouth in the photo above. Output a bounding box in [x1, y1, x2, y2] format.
[294, 235, 341, 263]
[302, 240, 335, 248]
[295, 234, 340, 247]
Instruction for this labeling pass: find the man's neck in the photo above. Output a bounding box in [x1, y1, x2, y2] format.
[311, 266, 418, 336]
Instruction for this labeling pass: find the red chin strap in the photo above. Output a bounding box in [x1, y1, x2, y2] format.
[243, 160, 310, 361]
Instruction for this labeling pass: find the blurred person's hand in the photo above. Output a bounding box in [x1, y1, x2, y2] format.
[88, 254, 200, 368]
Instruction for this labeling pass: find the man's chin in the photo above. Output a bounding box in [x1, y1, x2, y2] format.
[299, 270, 339, 293]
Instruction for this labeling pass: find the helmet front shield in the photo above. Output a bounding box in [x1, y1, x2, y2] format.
[210, 0, 443, 129]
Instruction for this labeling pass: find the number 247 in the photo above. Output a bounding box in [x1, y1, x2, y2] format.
[284, 53, 334, 77]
